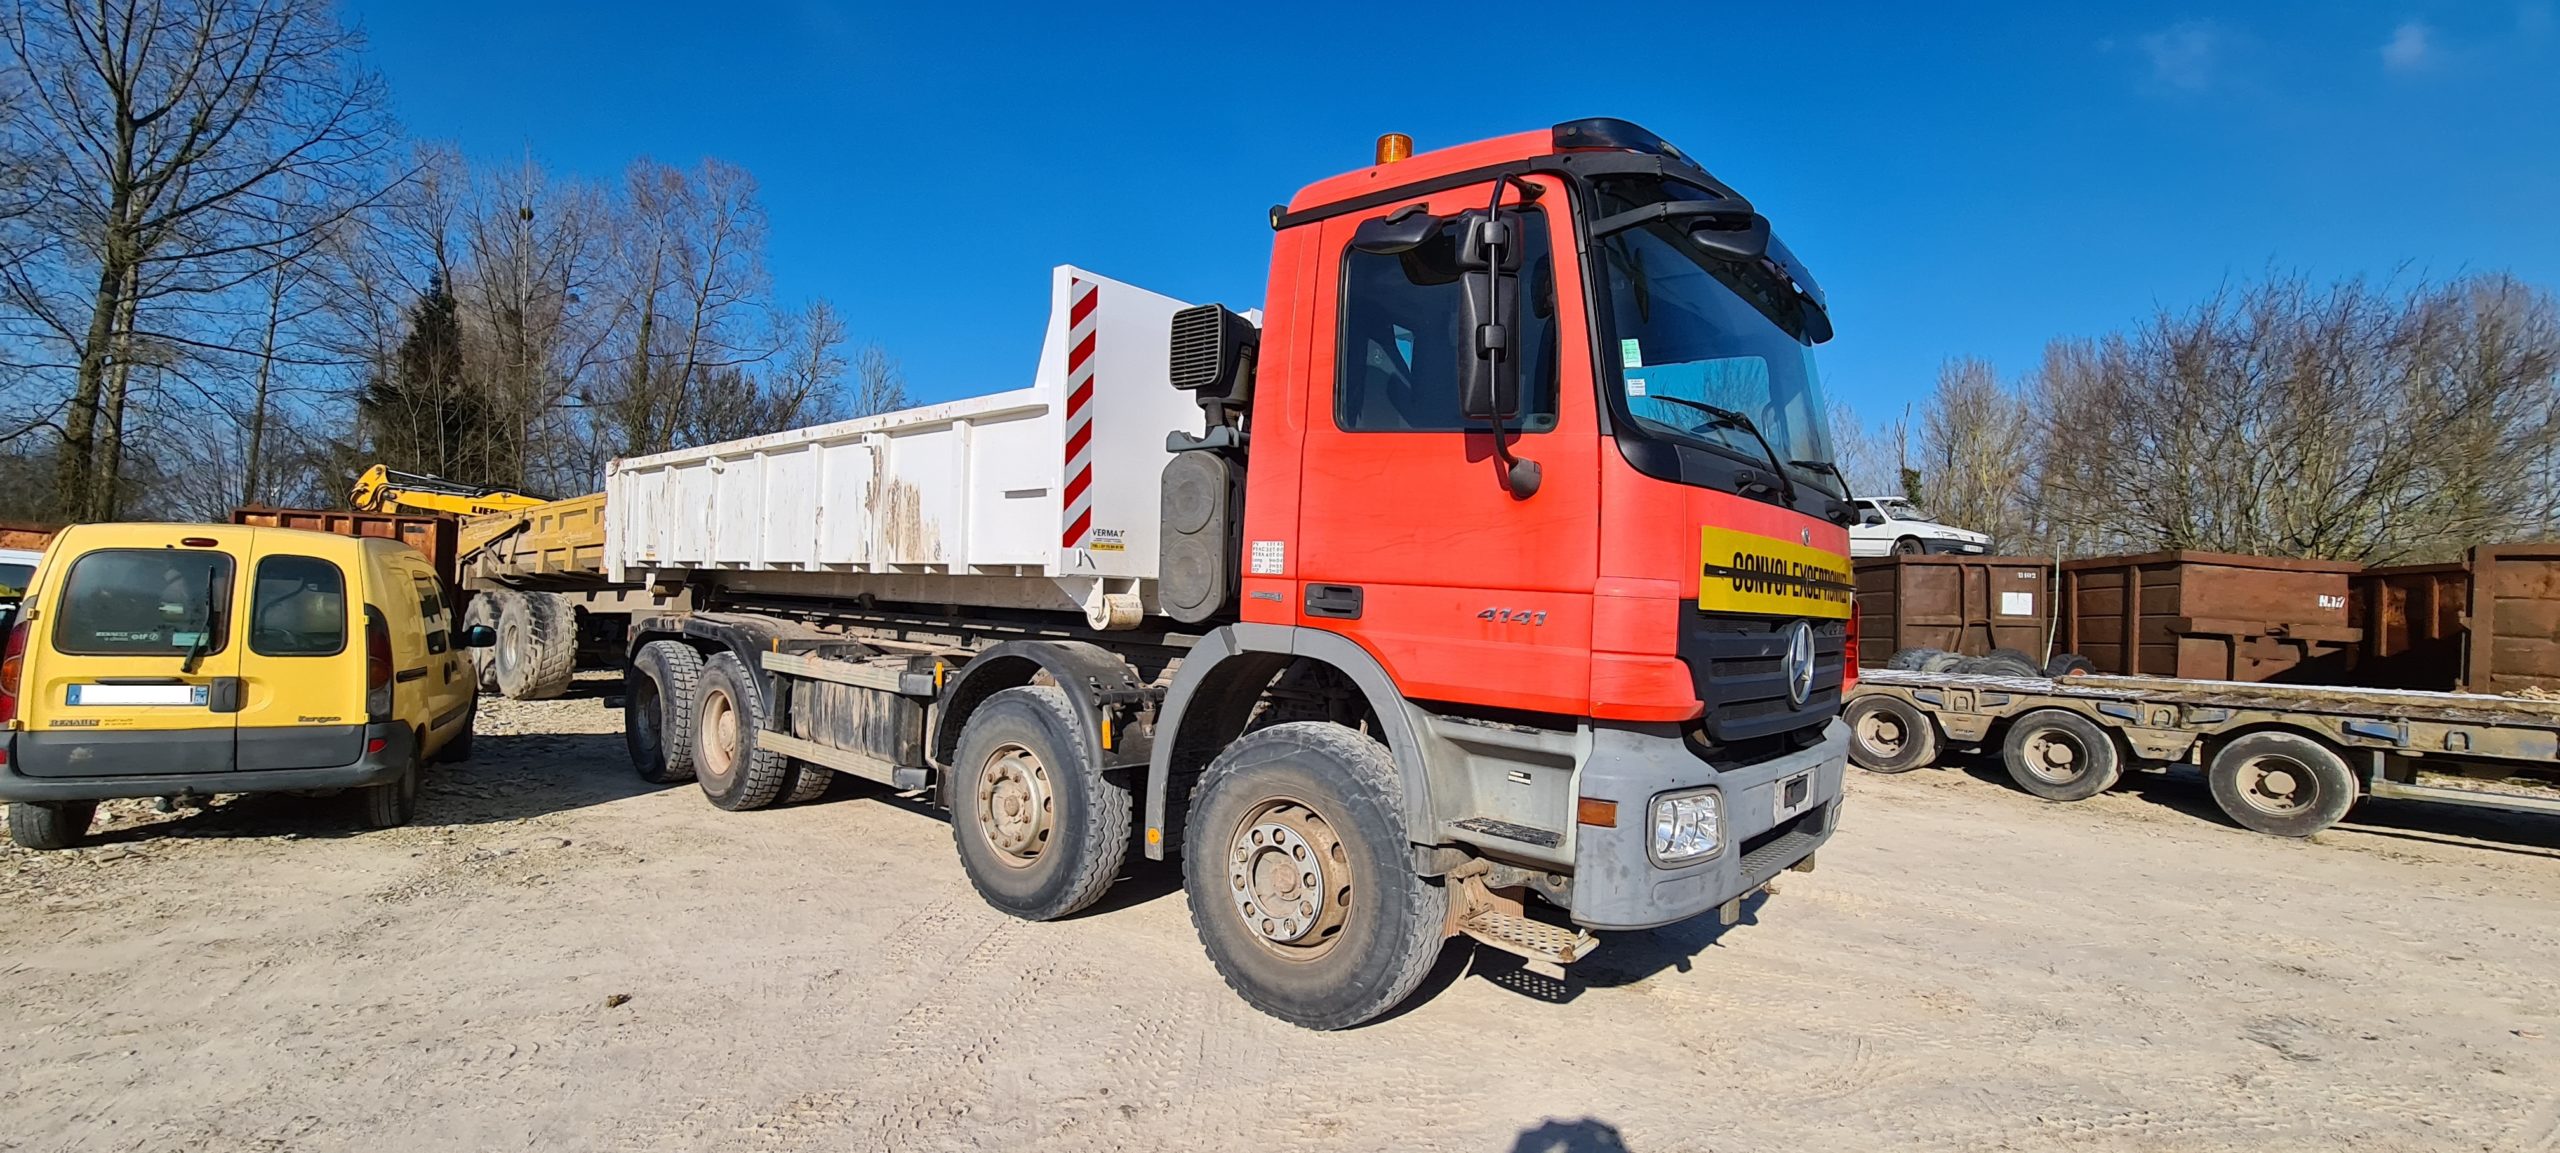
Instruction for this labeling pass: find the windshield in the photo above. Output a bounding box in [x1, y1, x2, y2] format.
[1593, 179, 1841, 498]
[1878, 498, 1933, 522]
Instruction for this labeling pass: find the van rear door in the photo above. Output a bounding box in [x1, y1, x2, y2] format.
[17, 529, 249, 776]
[233, 535, 366, 771]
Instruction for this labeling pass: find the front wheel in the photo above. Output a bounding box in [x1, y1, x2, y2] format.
[1182, 722, 1449, 1031]
[1894, 536, 1923, 557]
[2208, 732, 2357, 837]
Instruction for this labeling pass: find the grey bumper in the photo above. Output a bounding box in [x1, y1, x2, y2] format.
[1921, 538, 1989, 555]
[1568, 719, 1847, 931]
[0, 724, 414, 802]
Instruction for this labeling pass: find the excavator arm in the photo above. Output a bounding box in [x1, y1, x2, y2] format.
[350, 465, 550, 518]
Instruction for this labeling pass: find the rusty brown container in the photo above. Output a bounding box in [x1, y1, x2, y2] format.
[231, 507, 459, 589]
[2461, 542, 2560, 695]
[1854, 556, 2055, 666]
[0, 520, 60, 552]
[2347, 562, 2471, 690]
[2340, 543, 2560, 694]
[2060, 550, 2362, 683]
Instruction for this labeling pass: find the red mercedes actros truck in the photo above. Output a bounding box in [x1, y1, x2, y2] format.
[608, 118, 1858, 1028]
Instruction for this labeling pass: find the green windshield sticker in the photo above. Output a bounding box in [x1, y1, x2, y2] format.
[1620, 338, 1643, 368]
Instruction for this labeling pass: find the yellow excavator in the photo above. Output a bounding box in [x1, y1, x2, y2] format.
[348, 465, 551, 518]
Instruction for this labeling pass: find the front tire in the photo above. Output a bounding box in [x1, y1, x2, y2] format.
[1894, 536, 1923, 556]
[949, 686, 1130, 920]
[1846, 695, 1938, 773]
[2208, 732, 2357, 837]
[1182, 722, 1448, 1031]
[626, 640, 704, 784]
[2000, 709, 2123, 801]
[7, 800, 95, 850]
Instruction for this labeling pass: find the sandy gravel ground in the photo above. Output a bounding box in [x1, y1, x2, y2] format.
[3, 676, 2556, 1153]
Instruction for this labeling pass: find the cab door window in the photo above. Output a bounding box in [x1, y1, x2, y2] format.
[412, 574, 450, 654]
[1334, 207, 1558, 433]
[52, 550, 233, 656]
[248, 555, 348, 656]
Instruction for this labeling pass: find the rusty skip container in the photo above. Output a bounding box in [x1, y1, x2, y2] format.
[2060, 550, 2362, 683]
[1854, 556, 2054, 666]
[231, 506, 460, 590]
[2351, 542, 2560, 694]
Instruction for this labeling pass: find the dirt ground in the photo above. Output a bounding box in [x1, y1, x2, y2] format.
[4, 677, 2557, 1153]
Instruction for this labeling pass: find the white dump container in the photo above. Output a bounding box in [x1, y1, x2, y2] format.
[605, 266, 1202, 624]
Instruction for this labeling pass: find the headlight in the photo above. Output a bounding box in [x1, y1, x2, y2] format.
[1650, 788, 1724, 864]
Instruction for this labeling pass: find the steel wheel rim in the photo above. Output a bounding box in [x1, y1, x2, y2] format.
[2019, 727, 2086, 784]
[975, 742, 1052, 868]
[2234, 754, 2314, 815]
[1856, 708, 1907, 758]
[700, 687, 739, 784]
[1227, 798, 1351, 960]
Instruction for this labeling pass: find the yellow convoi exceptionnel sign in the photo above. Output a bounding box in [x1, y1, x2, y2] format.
[1697, 525, 1854, 619]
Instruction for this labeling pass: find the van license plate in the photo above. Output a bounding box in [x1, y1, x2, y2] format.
[1773, 772, 1814, 822]
[66, 684, 208, 707]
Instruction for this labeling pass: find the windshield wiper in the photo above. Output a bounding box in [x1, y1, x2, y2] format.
[179, 567, 217, 675]
[1642, 395, 1797, 505]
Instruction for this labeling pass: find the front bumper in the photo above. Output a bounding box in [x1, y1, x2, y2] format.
[1568, 719, 1847, 931]
[1922, 538, 1989, 555]
[0, 724, 415, 803]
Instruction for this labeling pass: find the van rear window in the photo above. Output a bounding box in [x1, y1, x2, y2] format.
[251, 555, 347, 656]
[52, 550, 234, 657]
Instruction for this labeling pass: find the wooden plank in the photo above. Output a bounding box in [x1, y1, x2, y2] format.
[759, 729, 903, 786]
[763, 650, 913, 694]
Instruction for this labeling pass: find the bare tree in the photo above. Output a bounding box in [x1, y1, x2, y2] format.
[0, 0, 398, 519]
[1827, 397, 1913, 499]
[1917, 357, 2034, 549]
[851, 340, 908, 418]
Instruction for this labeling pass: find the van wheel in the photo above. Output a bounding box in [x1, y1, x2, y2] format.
[493, 591, 576, 701]
[693, 652, 792, 811]
[2001, 709, 2122, 801]
[2209, 732, 2357, 837]
[1846, 695, 1938, 773]
[7, 800, 96, 850]
[1183, 722, 1448, 1030]
[950, 686, 1130, 919]
[461, 594, 499, 692]
[626, 640, 704, 783]
[359, 747, 422, 829]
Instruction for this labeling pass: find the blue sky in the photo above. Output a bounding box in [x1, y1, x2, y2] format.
[343, 0, 2560, 422]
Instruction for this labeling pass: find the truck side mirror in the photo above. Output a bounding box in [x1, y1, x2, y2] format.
[460, 623, 497, 649]
[1456, 203, 1539, 497]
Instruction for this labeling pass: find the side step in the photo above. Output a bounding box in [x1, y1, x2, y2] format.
[1456, 908, 1599, 965]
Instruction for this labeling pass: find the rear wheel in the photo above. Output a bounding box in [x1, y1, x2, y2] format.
[492, 591, 576, 700]
[2208, 732, 2357, 837]
[2000, 709, 2122, 801]
[461, 594, 499, 692]
[949, 686, 1129, 919]
[1182, 722, 1448, 1030]
[626, 640, 705, 784]
[7, 800, 95, 850]
[1845, 695, 1938, 773]
[359, 745, 422, 829]
[693, 652, 792, 811]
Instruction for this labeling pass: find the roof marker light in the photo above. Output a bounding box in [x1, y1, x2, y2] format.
[1374, 133, 1413, 165]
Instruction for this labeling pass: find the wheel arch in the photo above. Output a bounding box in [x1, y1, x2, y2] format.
[932, 639, 1151, 809]
[1143, 624, 1435, 863]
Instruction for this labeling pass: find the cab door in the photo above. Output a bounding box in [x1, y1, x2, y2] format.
[403, 562, 472, 748]
[1290, 176, 1603, 715]
[15, 527, 250, 776]
[234, 534, 366, 771]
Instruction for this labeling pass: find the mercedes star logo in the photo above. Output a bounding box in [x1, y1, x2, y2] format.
[1800, 528, 1811, 545]
[1783, 620, 1817, 707]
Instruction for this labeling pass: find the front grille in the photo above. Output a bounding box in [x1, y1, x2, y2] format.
[1679, 612, 1845, 743]
[1739, 805, 1827, 881]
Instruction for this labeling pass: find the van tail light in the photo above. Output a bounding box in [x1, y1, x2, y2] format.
[1842, 604, 1860, 695]
[0, 618, 28, 726]
[365, 608, 393, 720]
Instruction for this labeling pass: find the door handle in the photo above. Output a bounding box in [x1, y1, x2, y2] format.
[207, 677, 244, 714]
[1305, 584, 1364, 620]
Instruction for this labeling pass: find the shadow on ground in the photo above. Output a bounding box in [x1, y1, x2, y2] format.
[1511, 1118, 1632, 1152]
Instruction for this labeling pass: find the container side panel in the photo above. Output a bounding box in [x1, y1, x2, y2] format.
[761, 446, 819, 567]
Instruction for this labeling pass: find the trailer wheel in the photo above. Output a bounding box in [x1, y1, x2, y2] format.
[7, 800, 95, 850]
[626, 640, 704, 783]
[949, 686, 1131, 920]
[1845, 695, 1938, 773]
[1182, 722, 1448, 1031]
[693, 652, 792, 811]
[491, 591, 577, 700]
[461, 594, 499, 692]
[2000, 709, 2122, 801]
[2208, 732, 2357, 837]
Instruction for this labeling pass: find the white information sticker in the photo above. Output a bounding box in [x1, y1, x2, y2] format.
[1625, 376, 1649, 397]
[1999, 591, 2035, 617]
[1249, 540, 1286, 576]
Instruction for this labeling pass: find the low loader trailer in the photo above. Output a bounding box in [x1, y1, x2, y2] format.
[1847, 668, 2560, 836]
[609, 120, 1861, 1027]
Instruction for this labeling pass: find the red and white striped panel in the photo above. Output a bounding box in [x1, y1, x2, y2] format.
[1060, 277, 1098, 549]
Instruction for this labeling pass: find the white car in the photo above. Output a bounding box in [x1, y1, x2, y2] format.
[1850, 497, 1990, 558]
